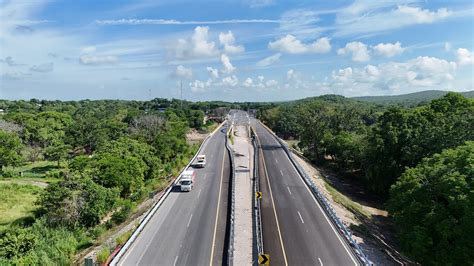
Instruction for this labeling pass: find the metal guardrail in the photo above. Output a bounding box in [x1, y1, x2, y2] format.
[258, 121, 373, 266]
[109, 123, 224, 266]
[225, 121, 236, 266]
[251, 127, 264, 264]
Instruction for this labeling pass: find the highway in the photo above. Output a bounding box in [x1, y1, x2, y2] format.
[117, 124, 230, 266]
[253, 119, 359, 266]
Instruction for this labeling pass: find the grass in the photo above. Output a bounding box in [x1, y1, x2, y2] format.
[0, 177, 61, 184]
[1, 160, 63, 183]
[96, 246, 111, 264]
[2, 160, 59, 177]
[324, 182, 372, 219]
[0, 183, 43, 231]
[285, 139, 300, 150]
[115, 229, 133, 246]
[203, 120, 219, 133]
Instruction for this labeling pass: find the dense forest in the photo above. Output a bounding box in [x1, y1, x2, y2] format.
[257, 92, 474, 264]
[0, 98, 230, 264]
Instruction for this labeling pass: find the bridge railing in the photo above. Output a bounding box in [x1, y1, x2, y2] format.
[225, 120, 236, 266]
[251, 126, 264, 265]
[258, 121, 373, 266]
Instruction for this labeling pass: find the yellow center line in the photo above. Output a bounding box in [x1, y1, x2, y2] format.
[209, 139, 226, 266]
[256, 130, 289, 266]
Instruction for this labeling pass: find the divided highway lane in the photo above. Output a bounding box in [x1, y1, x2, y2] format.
[253, 120, 359, 266]
[118, 125, 230, 266]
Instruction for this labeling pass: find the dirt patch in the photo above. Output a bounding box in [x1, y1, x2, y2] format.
[290, 151, 413, 265]
[0, 179, 48, 188]
[186, 128, 208, 145]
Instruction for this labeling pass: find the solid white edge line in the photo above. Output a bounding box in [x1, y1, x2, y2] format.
[319, 257, 323, 266]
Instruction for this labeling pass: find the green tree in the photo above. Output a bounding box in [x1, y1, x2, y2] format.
[94, 153, 146, 198]
[0, 228, 37, 260]
[0, 130, 23, 170]
[44, 142, 71, 167]
[365, 93, 474, 194]
[98, 137, 161, 180]
[187, 109, 205, 129]
[388, 142, 474, 264]
[37, 178, 118, 228]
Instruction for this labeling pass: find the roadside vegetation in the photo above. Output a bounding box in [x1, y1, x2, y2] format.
[0, 183, 42, 231]
[258, 92, 474, 264]
[0, 98, 230, 264]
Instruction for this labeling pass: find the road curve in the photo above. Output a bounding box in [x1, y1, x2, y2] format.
[118, 125, 230, 266]
[254, 119, 359, 266]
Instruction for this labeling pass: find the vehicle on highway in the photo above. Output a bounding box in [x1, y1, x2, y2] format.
[195, 154, 206, 168]
[179, 170, 195, 192]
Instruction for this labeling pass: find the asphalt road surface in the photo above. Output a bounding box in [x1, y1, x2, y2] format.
[253, 119, 359, 266]
[118, 124, 230, 266]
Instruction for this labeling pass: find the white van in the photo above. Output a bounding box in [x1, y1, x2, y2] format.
[180, 170, 195, 192]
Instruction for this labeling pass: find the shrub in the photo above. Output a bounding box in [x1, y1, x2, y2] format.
[96, 246, 111, 264]
[111, 200, 133, 225]
[115, 230, 133, 246]
[1, 168, 16, 178]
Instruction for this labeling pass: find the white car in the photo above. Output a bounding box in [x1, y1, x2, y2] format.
[195, 155, 206, 168]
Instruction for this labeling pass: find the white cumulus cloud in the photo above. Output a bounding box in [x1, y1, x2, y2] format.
[268, 35, 331, 54]
[173, 26, 218, 59]
[337, 41, 370, 62]
[372, 42, 405, 57]
[189, 79, 206, 92]
[397, 5, 450, 23]
[174, 65, 193, 79]
[222, 75, 238, 87]
[328, 56, 457, 96]
[219, 31, 245, 54]
[206, 67, 219, 79]
[220, 54, 236, 74]
[456, 48, 473, 66]
[243, 78, 253, 87]
[265, 79, 278, 87]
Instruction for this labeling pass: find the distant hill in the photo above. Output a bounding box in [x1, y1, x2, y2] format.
[353, 90, 474, 106]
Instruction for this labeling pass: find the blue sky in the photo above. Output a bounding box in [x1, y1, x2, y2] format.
[0, 0, 473, 101]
